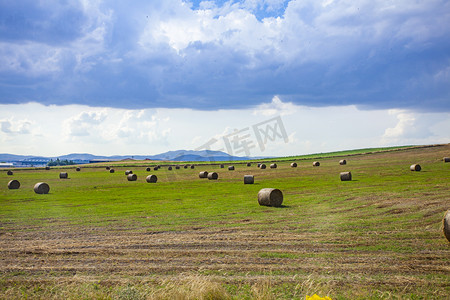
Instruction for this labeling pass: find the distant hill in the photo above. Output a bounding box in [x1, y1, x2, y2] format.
[0, 150, 255, 164]
[57, 153, 105, 161]
[150, 150, 251, 161]
[0, 154, 38, 161]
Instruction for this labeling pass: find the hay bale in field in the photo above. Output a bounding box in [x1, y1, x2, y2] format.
[109, 169, 115, 173]
[228, 166, 235, 171]
[146, 167, 151, 172]
[127, 174, 137, 181]
[7, 170, 13, 175]
[59, 172, 68, 179]
[257, 163, 261, 168]
[199, 171, 209, 178]
[290, 162, 297, 168]
[339, 159, 347, 165]
[340, 171, 352, 181]
[191, 165, 195, 169]
[207, 172, 218, 180]
[270, 163, 277, 169]
[76, 167, 81, 171]
[443, 157, 450, 163]
[168, 166, 172, 170]
[176, 165, 180, 169]
[260, 164, 266, 169]
[8, 180, 20, 189]
[146, 174, 157, 183]
[153, 166, 159, 171]
[313, 161, 320, 167]
[247, 163, 251, 167]
[244, 175, 254, 184]
[125, 170, 133, 175]
[443, 210, 450, 242]
[257, 188, 283, 207]
[45, 166, 50, 170]
[410, 164, 421, 171]
[184, 165, 189, 169]
[106, 166, 110, 170]
[34, 182, 50, 194]
[220, 164, 224, 168]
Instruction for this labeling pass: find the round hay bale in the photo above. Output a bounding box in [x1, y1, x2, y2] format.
[260, 164, 266, 169]
[410, 164, 421, 171]
[106, 166, 110, 170]
[7, 170, 13, 175]
[45, 166, 50, 170]
[76, 167, 81, 171]
[270, 163, 277, 169]
[191, 165, 195, 169]
[59, 172, 68, 179]
[125, 170, 133, 175]
[8, 180, 20, 189]
[339, 159, 347, 165]
[184, 165, 189, 169]
[443, 157, 450, 163]
[153, 166, 159, 171]
[340, 171, 352, 181]
[127, 174, 137, 181]
[109, 169, 115, 173]
[244, 175, 254, 184]
[176, 165, 180, 169]
[220, 164, 224, 168]
[247, 163, 251, 167]
[207, 172, 218, 180]
[313, 161, 320, 167]
[443, 210, 450, 242]
[228, 166, 235, 171]
[257, 163, 261, 168]
[168, 166, 172, 170]
[290, 162, 297, 168]
[257, 188, 283, 207]
[34, 182, 50, 194]
[146, 167, 151, 172]
[199, 171, 209, 178]
[146, 174, 157, 183]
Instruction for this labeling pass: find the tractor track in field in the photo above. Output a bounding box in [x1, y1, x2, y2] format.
[1, 225, 449, 283]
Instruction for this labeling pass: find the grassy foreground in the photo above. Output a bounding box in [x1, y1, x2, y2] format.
[0, 144, 449, 299]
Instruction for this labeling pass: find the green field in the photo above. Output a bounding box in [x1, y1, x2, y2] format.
[1, 144, 449, 299]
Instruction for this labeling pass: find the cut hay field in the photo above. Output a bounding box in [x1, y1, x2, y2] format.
[1, 145, 449, 299]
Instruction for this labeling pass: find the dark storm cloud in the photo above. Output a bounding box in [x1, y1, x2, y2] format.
[0, 0, 449, 112]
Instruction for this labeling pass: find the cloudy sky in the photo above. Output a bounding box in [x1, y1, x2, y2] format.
[0, 0, 449, 157]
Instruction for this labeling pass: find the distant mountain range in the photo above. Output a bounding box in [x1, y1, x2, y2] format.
[0, 150, 261, 165]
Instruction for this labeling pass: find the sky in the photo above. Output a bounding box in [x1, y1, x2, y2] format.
[0, 0, 449, 157]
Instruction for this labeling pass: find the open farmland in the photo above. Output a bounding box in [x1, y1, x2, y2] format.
[0, 145, 449, 299]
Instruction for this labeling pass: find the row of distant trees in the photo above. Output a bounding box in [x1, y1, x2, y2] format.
[47, 158, 75, 166]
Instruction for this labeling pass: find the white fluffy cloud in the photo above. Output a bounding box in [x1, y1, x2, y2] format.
[64, 110, 107, 137]
[0, 118, 33, 134]
[112, 110, 171, 144]
[139, 0, 448, 62]
[382, 109, 450, 145]
[383, 110, 417, 139]
[253, 96, 297, 116]
[0, 100, 448, 157]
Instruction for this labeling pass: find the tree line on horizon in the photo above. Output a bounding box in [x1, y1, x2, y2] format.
[47, 158, 75, 167]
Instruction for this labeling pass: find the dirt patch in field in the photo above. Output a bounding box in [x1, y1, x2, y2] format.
[1, 224, 448, 290]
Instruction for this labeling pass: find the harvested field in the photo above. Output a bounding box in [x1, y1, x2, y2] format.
[0, 144, 449, 299]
